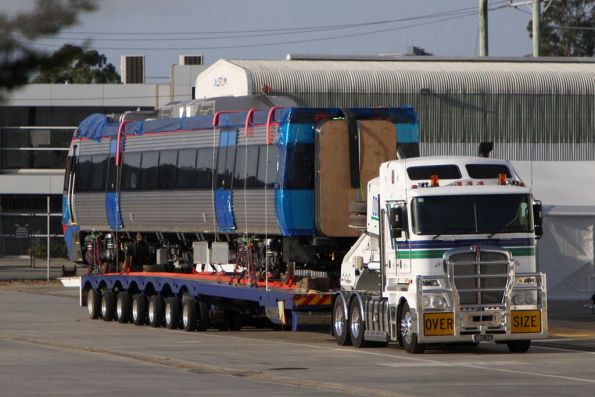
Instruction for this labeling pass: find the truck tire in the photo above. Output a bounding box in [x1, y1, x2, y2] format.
[100, 290, 116, 321]
[132, 294, 147, 326]
[87, 288, 101, 319]
[400, 302, 425, 354]
[164, 297, 181, 329]
[333, 295, 351, 346]
[507, 340, 531, 353]
[148, 295, 164, 327]
[197, 300, 210, 331]
[349, 297, 368, 348]
[116, 292, 131, 323]
[182, 299, 198, 331]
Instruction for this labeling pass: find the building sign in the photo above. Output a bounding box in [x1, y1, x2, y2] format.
[214, 76, 227, 88]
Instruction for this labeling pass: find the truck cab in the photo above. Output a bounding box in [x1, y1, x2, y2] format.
[335, 156, 547, 353]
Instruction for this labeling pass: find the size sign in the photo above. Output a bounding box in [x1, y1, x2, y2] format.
[511, 310, 541, 333]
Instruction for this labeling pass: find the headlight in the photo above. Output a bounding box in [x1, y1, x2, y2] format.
[422, 293, 449, 309]
[432, 295, 447, 310]
[512, 293, 525, 305]
[512, 292, 536, 306]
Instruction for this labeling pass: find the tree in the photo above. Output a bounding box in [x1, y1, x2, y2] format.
[0, 0, 97, 100]
[528, 0, 595, 57]
[33, 44, 120, 84]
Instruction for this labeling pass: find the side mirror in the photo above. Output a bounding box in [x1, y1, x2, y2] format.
[388, 207, 404, 239]
[533, 202, 543, 239]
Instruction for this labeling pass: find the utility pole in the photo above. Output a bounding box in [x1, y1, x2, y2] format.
[532, 0, 541, 57]
[479, 0, 489, 56]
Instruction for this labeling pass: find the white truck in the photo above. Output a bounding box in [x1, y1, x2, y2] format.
[334, 156, 547, 353]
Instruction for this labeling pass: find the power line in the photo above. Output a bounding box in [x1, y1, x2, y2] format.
[23, 4, 509, 52]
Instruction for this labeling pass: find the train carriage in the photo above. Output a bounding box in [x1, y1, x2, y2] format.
[62, 96, 419, 278]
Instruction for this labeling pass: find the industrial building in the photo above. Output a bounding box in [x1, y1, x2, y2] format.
[195, 56, 595, 299]
[0, 57, 204, 259]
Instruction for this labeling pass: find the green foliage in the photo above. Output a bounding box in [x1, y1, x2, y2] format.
[528, 0, 595, 56]
[33, 44, 120, 84]
[0, 0, 97, 100]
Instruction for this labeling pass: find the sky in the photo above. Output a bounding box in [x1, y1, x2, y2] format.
[7, 0, 536, 82]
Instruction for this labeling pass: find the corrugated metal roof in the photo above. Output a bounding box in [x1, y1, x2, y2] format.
[227, 59, 595, 95]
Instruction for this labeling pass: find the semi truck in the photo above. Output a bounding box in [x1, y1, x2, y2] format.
[65, 97, 546, 353]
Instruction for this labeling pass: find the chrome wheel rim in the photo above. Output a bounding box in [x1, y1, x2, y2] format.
[182, 304, 189, 326]
[87, 292, 94, 316]
[132, 299, 138, 320]
[148, 300, 155, 323]
[116, 298, 123, 319]
[334, 302, 345, 337]
[401, 311, 413, 345]
[165, 302, 172, 325]
[101, 296, 107, 317]
[350, 305, 361, 339]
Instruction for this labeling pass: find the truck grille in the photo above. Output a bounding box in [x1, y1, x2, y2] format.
[446, 249, 511, 306]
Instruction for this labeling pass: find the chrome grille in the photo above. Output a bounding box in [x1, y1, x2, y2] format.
[446, 248, 511, 306]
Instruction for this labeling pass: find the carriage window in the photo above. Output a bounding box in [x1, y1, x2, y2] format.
[196, 148, 213, 189]
[256, 145, 279, 188]
[75, 155, 92, 192]
[216, 131, 237, 189]
[122, 152, 141, 190]
[234, 146, 246, 187]
[176, 149, 197, 189]
[280, 144, 311, 189]
[158, 150, 177, 190]
[140, 151, 159, 190]
[90, 155, 107, 192]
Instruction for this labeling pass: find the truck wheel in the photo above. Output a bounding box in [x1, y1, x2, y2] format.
[333, 295, 351, 346]
[182, 299, 198, 331]
[148, 295, 164, 327]
[132, 294, 147, 326]
[400, 302, 425, 354]
[116, 292, 131, 323]
[164, 297, 181, 329]
[87, 289, 101, 319]
[197, 300, 210, 331]
[349, 297, 368, 348]
[101, 290, 116, 321]
[507, 340, 531, 353]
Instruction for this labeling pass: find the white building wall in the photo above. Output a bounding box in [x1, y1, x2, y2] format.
[194, 59, 251, 99]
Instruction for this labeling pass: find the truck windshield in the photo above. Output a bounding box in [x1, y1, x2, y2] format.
[412, 194, 532, 235]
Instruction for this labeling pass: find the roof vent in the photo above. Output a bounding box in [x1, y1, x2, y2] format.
[179, 55, 203, 65]
[121, 55, 145, 84]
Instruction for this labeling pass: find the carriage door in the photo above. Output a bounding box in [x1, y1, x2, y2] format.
[105, 138, 123, 230]
[214, 129, 237, 231]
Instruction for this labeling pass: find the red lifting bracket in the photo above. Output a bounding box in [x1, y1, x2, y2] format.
[115, 120, 132, 166]
[265, 106, 285, 145]
[244, 108, 263, 137]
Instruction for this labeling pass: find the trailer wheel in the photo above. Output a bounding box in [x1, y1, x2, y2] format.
[333, 295, 351, 346]
[400, 302, 425, 354]
[164, 297, 181, 330]
[87, 289, 101, 320]
[507, 340, 531, 353]
[197, 300, 210, 331]
[148, 295, 164, 327]
[349, 297, 368, 348]
[116, 292, 132, 323]
[101, 290, 116, 321]
[132, 294, 147, 326]
[182, 299, 198, 331]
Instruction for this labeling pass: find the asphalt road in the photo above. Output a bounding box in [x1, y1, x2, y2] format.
[1, 283, 594, 397]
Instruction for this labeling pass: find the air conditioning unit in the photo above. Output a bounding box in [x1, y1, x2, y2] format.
[121, 55, 145, 84]
[179, 55, 203, 65]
